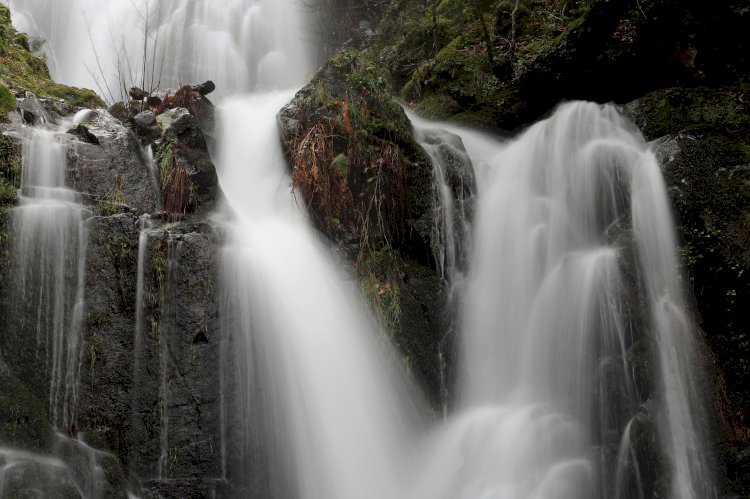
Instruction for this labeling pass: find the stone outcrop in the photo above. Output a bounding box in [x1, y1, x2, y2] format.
[67, 110, 161, 214]
[279, 48, 455, 407]
[0, 51, 228, 493]
[155, 106, 219, 213]
[78, 215, 226, 498]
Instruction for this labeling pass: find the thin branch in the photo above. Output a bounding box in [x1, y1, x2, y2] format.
[510, 0, 521, 64]
[84, 18, 117, 103]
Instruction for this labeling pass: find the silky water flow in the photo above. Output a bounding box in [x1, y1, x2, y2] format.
[4, 0, 720, 497]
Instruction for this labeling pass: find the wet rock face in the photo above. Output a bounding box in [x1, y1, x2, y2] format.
[395, 261, 447, 407]
[0, 79, 228, 495]
[76, 214, 226, 497]
[0, 373, 52, 452]
[66, 109, 160, 215]
[15, 91, 52, 124]
[76, 214, 139, 465]
[136, 226, 223, 486]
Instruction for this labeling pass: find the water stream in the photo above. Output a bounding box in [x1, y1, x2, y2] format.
[216, 91, 419, 499]
[411, 103, 717, 499]
[12, 123, 89, 434]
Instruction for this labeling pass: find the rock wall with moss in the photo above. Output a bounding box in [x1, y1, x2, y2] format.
[0, 6, 231, 494]
[0, 4, 103, 110]
[625, 85, 750, 495]
[279, 48, 450, 407]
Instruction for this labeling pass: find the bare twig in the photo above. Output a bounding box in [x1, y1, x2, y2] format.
[510, 0, 521, 64]
[636, 0, 648, 19]
[84, 18, 117, 103]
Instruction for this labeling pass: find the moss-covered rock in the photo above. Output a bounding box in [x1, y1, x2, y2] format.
[150, 85, 220, 219]
[280, 48, 433, 260]
[279, 48, 450, 405]
[0, 132, 21, 302]
[0, 4, 104, 109]
[0, 84, 16, 119]
[626, 85, 750, 143]
[0, 372, 54, 451]
[355, 0, 750, 130]
[0, 131, 21, 206]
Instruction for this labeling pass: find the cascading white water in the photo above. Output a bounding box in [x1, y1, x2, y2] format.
[9, 0, 313, 101]
[216, 91, 419, 499]
[408, 114, 477, 417]
[11, 124, 89, 433]
[6, 1, 721, 498]
[411, 122, 475, 289]
[410, 102, 716, 499]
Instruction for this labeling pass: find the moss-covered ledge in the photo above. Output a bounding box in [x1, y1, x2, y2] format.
[0, 4, 104, 113]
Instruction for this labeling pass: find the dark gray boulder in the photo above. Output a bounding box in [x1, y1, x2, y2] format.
[75, 213, 227, 497]
[191, 81, 216, 96]
[67, 110, 160, 215]
[154, 107, 219, 215]
[134, 110, 157, 130]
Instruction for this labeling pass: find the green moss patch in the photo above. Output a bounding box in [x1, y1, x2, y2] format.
[0, 5, 104, 108]
[0, 132, 21, 208]
[0, 374, 53, 451]
[629, 85, 750, 142]
[0, 84, 16, 118]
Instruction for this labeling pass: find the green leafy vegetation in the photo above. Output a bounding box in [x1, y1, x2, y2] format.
[0, 132, 21, 208]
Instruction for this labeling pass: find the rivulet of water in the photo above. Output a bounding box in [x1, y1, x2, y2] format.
[11, 125, 89, 433]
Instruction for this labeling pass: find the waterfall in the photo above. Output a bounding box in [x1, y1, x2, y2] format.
[2, 115, 106, 497]
[216, 92, 419, 499]
[11, 124, 89, 433]
[408, 112, 477, 417]
[410, 102, 717, 499]
[4, 1, 721, 498]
